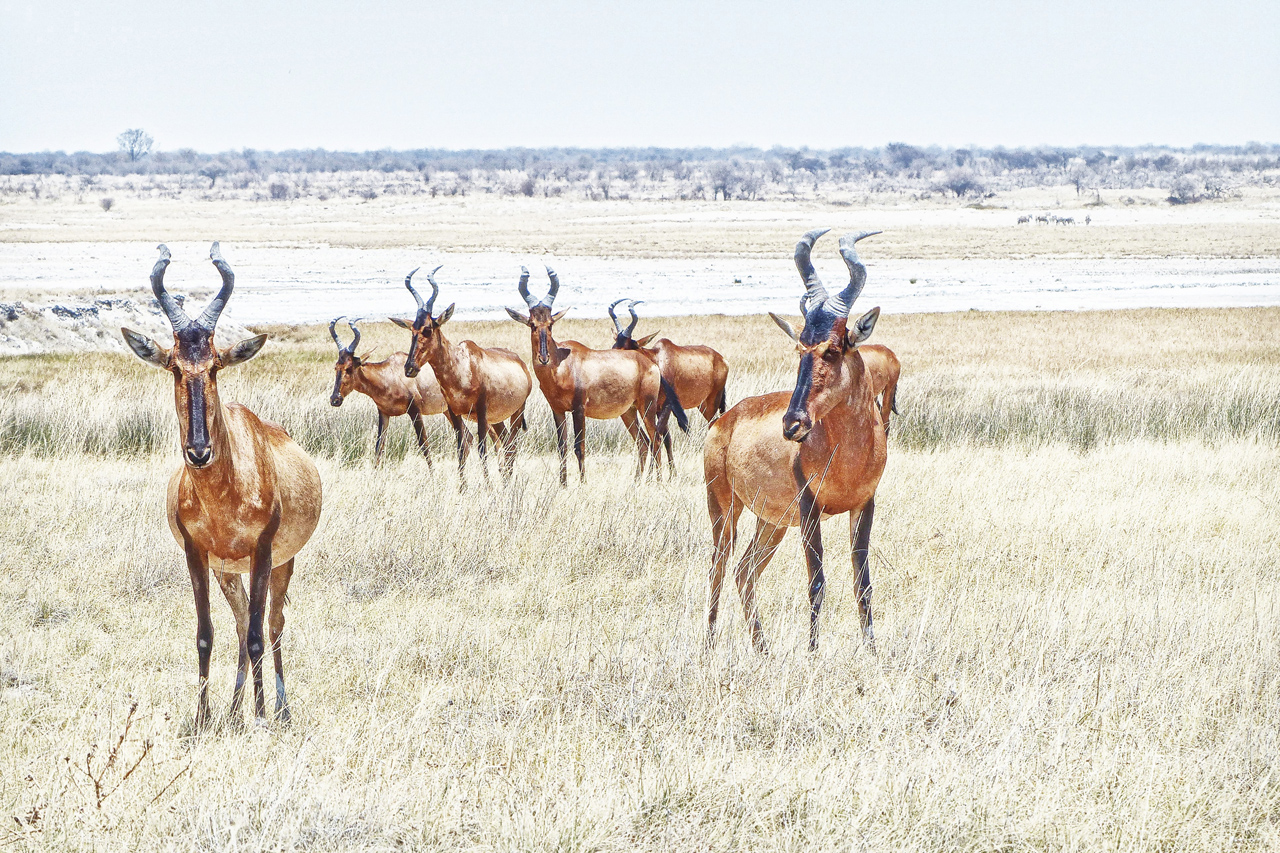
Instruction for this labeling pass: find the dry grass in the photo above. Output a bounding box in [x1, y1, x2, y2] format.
[2, 308, 1280, 850]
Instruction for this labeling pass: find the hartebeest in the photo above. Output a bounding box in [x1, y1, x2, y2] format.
[770, 314, 900, 437]
[704, 229, 887, 652]
[329, 316, 452, 467]
[392, 267, 533, 482]
[121, 243, 322, 728]
[610, 299, 730, 476]
[505, 266, 688, 486]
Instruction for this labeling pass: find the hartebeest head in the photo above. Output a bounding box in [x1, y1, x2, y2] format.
[771, 229, 882, 443]
[329, 316, 365, 406]
[505, 266, 568, 366]
[121, 243, 267, 468]
[391, 266, 455, 378]
[609, 299, 659, 351]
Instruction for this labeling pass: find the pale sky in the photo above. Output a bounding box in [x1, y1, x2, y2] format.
[2, 0, 1277, 153]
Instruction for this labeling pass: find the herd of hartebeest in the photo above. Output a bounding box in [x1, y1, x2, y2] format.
[120, 229, 901, 729]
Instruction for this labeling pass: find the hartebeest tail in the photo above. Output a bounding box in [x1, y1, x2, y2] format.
[122, 243, 322, 729]
[705, 228, 888, 652]
[506, 266, 672, 485]
[392, 266, 533, 485]
[610, 298, 725, 476]
[329, 316, 451, 466]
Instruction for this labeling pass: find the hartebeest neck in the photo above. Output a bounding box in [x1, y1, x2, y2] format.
[420, 328, 468, 389]
[352, 358, 410, 412]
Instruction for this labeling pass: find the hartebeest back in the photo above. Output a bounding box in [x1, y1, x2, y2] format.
[122, 243, 322, 728]
[329, 317, 451, 466]
[610, 299, 730, 476]
[506, 267, 688, 486]
[392, 267, 533, 483]
[705, 228, 888, 652]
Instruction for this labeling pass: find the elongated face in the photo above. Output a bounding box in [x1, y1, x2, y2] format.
[331, 351, 360, 406]
[782, 315, 851, 443]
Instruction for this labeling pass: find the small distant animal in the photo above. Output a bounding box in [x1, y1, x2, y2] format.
[1017, 215, 1032, 224]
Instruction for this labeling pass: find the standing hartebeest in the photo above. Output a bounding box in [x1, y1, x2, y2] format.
[704, 228, 887, 652]
[505, 266, 689, 486]
[609, 299, 730, 476]
[121, 243, 322, 728]
[392, 266, 533, 482]
[770, 313, 900, 438]
[329, 316, 452, 467]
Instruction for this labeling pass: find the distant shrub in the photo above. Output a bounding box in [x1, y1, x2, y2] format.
[99, 197, 114, 211]
[269, 182, 290, 200]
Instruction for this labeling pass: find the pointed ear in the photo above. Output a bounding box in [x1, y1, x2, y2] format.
[505, 307, 531, 325]
[551, 308, 570, 323]
[121, 327, 171, 368]
[436, 304, 455, 326]
[769, 312, 799, 342]
[221, 334, 268, 368]
[635, 332, 659, 347]
[848, 307, 880, 345]
[390, 316, 414, 330]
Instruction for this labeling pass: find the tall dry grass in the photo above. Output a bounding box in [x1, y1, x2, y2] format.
[2, 307, 1280, 850]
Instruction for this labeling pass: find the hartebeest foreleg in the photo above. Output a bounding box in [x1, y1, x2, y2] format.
[552, 409, 570, 486]
[851, 498, 876, 649]
[216, 571, 250, 720]
[183, 537, 214, 730]
[268, 559, 294, 722]
[407, 401, 433, 469]
[799, 489, 826, 652]
[373, 412, 390, 467]
[474, 394, 491, 483]
[572, 400, 587, 480]
[734, 518, 787, 652]
[246, 507, 282, 720]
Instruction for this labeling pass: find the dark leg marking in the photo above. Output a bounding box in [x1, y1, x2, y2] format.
[247, 504, 283, 719]
[851, 497, 877, 649]
[268, 559, 295, 723]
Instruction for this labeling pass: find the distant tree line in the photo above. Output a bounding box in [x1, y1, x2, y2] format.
[3, 141, 1278, 204]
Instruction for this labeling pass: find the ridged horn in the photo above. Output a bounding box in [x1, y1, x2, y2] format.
[423, 265, 443, 317]
[518, 266, 537, 309]
[608, 298, 627, 333]
[346, 317, 362, 352]
[329, 316, 344, 349]
[794, 228, 831, 314]
[150, 244, 190, 330]
[626, 299, 643, 336]
[197, 242, 234, 330]
[829, 230, 881, 316]
[544, 266, 560, 307]
[404, 267, 425, 313]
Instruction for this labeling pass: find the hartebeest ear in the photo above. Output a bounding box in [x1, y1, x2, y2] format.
[390, 316, 414, 330]
[221, 334, 268, 368]
[121, 327, 171, 369]
[551, 308, 570, 323]
[768, 312, 799, 342]
[848, 307, 880, 345]
[505, 307, 531, 325]
[436, 304, 455, 326]
[635, 332, 659, 347]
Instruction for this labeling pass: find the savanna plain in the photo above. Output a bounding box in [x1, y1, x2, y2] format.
[2, 195, 1280, 851]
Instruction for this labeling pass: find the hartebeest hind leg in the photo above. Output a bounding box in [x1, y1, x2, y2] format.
[445, 410, 472, 488]
[572, 403, 587, 481]
[268, 559, 294, 722]
[619, 409, 648, 479]
[474, 395, 492, 483]
[215, 571, 250, 721]
[851, 498, 876, 649]
[706, 483, 742, 642]
[799, 493, 826, 652]
[407, 402, 432, 469]
[733, 518, 787, 652]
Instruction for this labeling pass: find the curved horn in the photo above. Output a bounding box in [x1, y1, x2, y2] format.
[518, 266, 537, 309]
[794, 228, 831, 314]
[625, 299, 643, 336]
[329, 316, 345, 349]
[197, 242, 234, 330]
[149, 244, 190, 330]
[404, 267, 425, 312]
[608, 298, 627, 333]
[346, 317, 362, 353]
[543, 265, 560, 307]
[424, 265, 443, 316]
[830, 230, 882, 316]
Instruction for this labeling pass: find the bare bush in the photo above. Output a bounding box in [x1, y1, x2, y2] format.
[99, 197, 114, 212]
[116, 129, 153, 163]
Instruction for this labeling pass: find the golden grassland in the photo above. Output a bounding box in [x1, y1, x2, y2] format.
[2, 307, 1280, 850]
[3, 188, 1280, 258]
